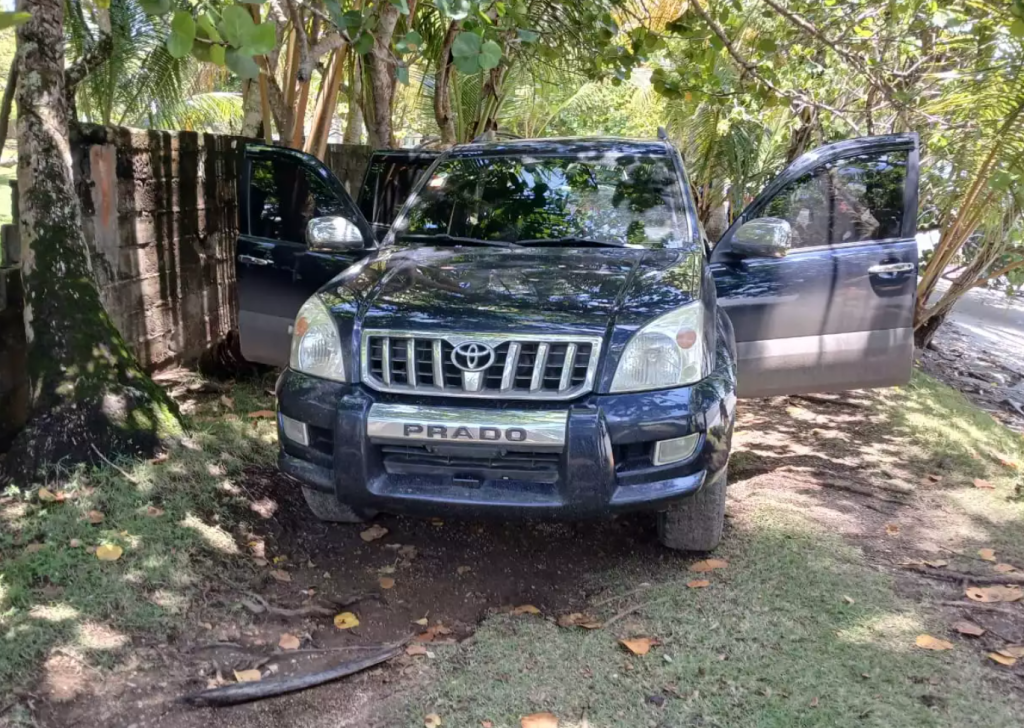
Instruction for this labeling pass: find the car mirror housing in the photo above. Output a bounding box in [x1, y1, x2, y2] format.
[730, 217, 792, 259]
[306, 216, 366, 251]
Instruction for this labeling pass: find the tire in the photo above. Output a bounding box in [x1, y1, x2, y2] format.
[301, 487, 376, 523]
[657, 468, 727, 552]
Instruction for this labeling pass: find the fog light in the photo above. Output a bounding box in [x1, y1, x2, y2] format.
[280, 414, 309, 446]
[652, 433, 700, 466]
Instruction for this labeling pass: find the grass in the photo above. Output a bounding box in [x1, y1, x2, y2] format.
[0, 374, 279, 697]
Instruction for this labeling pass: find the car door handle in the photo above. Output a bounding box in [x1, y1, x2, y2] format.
[868, 262, 914, 274]
[238, 254, 272, 266]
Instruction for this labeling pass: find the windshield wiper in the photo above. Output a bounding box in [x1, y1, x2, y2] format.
[516, 236, 627, 248]
[397, 233, 516, 248]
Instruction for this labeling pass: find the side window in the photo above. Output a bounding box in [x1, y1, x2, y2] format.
[757, 151, 908, 249]
[248, 157, 339, 244]
[358, 158, 434, 228]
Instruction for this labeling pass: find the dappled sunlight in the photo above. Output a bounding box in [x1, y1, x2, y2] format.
[28, 604, 81, 623]
[149, 589, 187, 613]
[76, 621, 129, 651]
[180, 512, 241, 554]
[836, 612, 924, 651]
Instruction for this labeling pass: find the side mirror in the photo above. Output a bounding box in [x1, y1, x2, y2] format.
[730, 217, 792, 259]
[306, 216, 365, 251]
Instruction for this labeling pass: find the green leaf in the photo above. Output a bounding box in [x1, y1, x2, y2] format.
[353, 31, 374, 55]
[95, 0, 110, 8]
[0, 11, 31, 30]
[391, 0, 410, 14]
[138, 0, 170, 13]
[396, 65, 409, 85]
[245, 21, 276, 55]
[452, 31, 482, 58]
[1012, 19, 1024, 38]
[219, 5, 255, 48]
[453, 54, 480, 74]
[210, 44, 226, 67]
[516, 28, 539, 43]
[237, 0, 266, 4]
[226, 48, 260, 79]
[396, 29, 423, 53]
[437, 0, 472, 20]
[197, 14, 222, 42]
[167, 11, 196, 59]
[479, 39, 502, 70]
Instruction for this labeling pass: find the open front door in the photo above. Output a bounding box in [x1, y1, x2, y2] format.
[710, 134, 920, 398]
[237, 146, 374, 366]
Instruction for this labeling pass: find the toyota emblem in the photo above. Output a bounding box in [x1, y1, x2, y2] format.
[451, 342, 496, 372]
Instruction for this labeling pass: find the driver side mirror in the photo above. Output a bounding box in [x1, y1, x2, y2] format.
[730, 217, 792, 259]
[306, 216, 366, 252]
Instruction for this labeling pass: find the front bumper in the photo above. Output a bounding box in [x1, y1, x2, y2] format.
[276, 353, 735, 520]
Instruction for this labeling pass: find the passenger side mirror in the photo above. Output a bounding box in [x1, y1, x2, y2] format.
[306, 216, 366, 252]
[730, 217, 792, 259]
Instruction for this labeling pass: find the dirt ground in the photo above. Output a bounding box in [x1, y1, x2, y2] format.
[13, 373, 1024, 727]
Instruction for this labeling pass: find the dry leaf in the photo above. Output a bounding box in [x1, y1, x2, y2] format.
[512, 604, 541, 615]
[926, 473, 943, 483]
[953, 620, 986, 637]
[25, 543, 44, 554]
[415, 631, 436, 643]
[69, 539, 81, 548]
[146, 505, 165, 517]
[269, 569, 291, 583]
[885, 523, 900, 536]
[457, 566, 472, 575]
[247, 410, 276, 419]
[842, 595, 856, 604]
[379, 577, 395, 589]
[95, 544, 123, 562]
[334, 612, 360, 629]
[360, 524, 389, 542]
[915, 634, 953, 651]
[220, 395, 235, 409]
[992, 563, 1017, 573]
[430, 518, 444, 527]
[999, 645, 1024, 658]
[978, 548, 997, 562]
[413, 617, 429, 626]
[424, 713, 442, 727]
[809, 696, 819, 708]
[987, 652, 1017, 667]
[620, 637, 658, 655]
[278, 633, 300, 651]
[406, 644, 429, 656]
[482, 722, 494, 728]
[965, 585, 1023, 603]
[38, 488, 63, 503]
[923, 560, 949, 568]
[233, 669, 262, 682]
[253, 557, 269, 567]
[687, 579, 710, 589]
[556, 612, 603, 629]
[973, 478, 995, 490]
[689, 558, 728, 573]
[521, 713, 559, 728]
[86, 510, 105, 524]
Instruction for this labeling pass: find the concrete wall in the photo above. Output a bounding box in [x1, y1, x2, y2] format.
[0, 123, 373, 451]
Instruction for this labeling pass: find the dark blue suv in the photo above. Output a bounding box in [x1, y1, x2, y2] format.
[236, 134, 919, 550]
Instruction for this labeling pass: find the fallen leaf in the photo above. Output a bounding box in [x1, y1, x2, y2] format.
[520, 712, 558, 728]
[146, 505, 164, 517]
[379, 577, 395, 589]
[278, 633, 300, 651]
[457, 566, 472, 575]
[687, 579, 710, 589]
[233, 669, 262, 682]
[269, 569, 291, 583]
[253, 557, 269, 567]
[415, 631, 436, 643]
[247, 410, 276, 419]
[987, 652, 1017, 667]
[378, 565, 396, 575]
[973, 478, 995, 489]
[620, 637, 658, 655]
[95, 544, 123, 562]
[809, 696, 819, 708]
[915, 634, 953, 651]
[842, 595, 856, 604]
[220, 395, 235, 409]
[85, 510, 105, 524]
[885, 523, 900, 536]
[978, 548, 997, 562]
[992, 563, 1017, 573]
[406, 644, 429, 656]
[360, 524, 389, 542]
[999, 645, 1024, 658]
[512, 604, 541, 615]
[69, 539, 81, 548]
[926, 473, 943, 483]
[25, 543, 44, 554]
[965, 585, 1023, 603]
[898, 558, 925, 566]
[413, 616, 429, 626]
[953, 620, 986, 637]
[38, 488, 63, 503]
[432, 623, 452, 636]
[556, 612, 603, 629]
[689, 558, 728, 573]
[482, 722, 494, 728]
[923, 560, 949, 568]
[424, 713, 442, 727]
[149, 453, 169, 464]
[430, 518, 444, 527]
[334, 612, 360, 629]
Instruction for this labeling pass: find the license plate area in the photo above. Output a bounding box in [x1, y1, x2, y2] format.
[366, 404, 568, 451]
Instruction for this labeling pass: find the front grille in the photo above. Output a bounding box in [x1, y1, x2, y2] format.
[380, 444, 561, 483]
[361, 331, 602, 400]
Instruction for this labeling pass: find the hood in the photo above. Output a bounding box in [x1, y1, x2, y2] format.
[323, 245, 702, 338]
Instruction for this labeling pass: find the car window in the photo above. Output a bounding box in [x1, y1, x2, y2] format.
[248, 157, 339, 244]
[394, 153, 688, 248]
[757, 151, 908, 249]
[357, 155, 436, 229]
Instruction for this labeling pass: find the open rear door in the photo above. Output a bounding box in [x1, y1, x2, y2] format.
[710, 134, 920, 398]
[237, 146, 374, 366]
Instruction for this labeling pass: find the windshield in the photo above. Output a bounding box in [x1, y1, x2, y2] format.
[392, 152, 689, 248]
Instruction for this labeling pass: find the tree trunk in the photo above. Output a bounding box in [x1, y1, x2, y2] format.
[343, 56, 364, 144]
[433, 20, 459, 146]
[305, 46, 347, 159]
[914, 309, 949, 349]
[241, 78, 263, 138]
[6, 0, 181, 478]
[364, 3, 401, 148]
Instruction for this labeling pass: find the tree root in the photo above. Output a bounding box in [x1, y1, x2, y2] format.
[901, 564, 1024, 586]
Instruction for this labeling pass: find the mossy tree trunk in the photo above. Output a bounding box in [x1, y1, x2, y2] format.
[6, 0, 181, 479]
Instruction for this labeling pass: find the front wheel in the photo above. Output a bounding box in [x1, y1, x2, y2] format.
[657, 468, 727, 551]
[301, 487, 377, 523]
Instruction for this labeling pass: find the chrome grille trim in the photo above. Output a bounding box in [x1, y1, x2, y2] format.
[360, 330, 603, 401]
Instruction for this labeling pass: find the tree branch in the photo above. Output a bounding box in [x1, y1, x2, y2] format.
[0, 63, 18, 153]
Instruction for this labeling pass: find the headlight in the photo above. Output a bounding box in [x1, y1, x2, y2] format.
[289, 297, 346, 382]
[611, 302, 706, 393]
